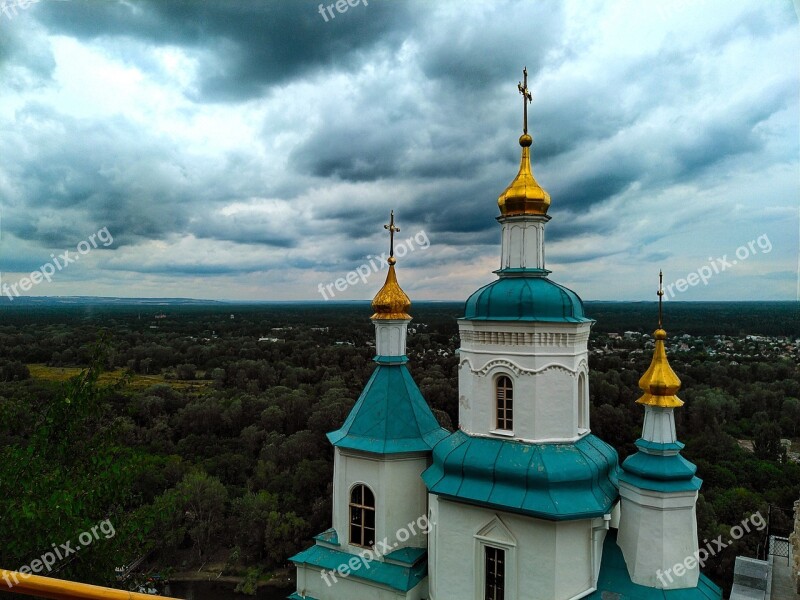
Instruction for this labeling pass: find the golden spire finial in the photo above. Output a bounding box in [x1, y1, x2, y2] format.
[384, 210, 400, 265]
[498, 67, 551, 217]
[371, 211, 411, 320]
[637, 271, 683, 408]
[658, 269, 664, 329]
[518, 66, 532, 135]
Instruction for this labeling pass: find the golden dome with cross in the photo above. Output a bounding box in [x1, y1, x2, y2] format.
[637, 271, 684, 408]
[498, 67, 551, 217]
[371, 211, 412, 320]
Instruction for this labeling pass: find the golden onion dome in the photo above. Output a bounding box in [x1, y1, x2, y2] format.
[637, 328, 683, 408]
[371, 257, 411, 320]
[498, 134, 551, 217]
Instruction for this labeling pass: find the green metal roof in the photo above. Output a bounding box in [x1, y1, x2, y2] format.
[422, 430, 619, 520]
[635, 439, 685, 453]
[384, 546, 427, 566]
[288, 594, 319, 600]
[464, 274, 591, 323]
[587, 530, 722, 600]
[327, 364, 449, 455]
[619, 438, 702, 493]
[313, 528, 339, 546]
[289, 544, 427, 592]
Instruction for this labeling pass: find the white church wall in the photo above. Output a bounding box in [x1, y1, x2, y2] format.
[617, 482, 700, 589]
[499, 215, 547, 270]
[333, 448, 430, 555]
[295, 564, 426, 600]
[373, 319, 408, 356]
[427, 495, 595, 600]
[532, 368, 575, 440]
[457, 321, 591, 442]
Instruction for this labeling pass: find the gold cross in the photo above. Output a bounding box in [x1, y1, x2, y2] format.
[384, 210, 400, 259]
[518, 66, 533, 135]
[657, 270, 664, 328]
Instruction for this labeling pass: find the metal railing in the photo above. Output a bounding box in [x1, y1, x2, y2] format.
[0, 570, 180, 600]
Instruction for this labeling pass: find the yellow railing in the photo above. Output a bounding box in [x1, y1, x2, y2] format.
[0, 570, 180, 600]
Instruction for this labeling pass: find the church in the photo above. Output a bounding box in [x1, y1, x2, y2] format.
[289, 70, 723, 600]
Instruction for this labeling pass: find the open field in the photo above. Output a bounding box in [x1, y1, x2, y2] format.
[26, 364, 214, 392]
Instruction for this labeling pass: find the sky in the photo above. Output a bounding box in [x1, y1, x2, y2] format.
[0, 0, 798, 303]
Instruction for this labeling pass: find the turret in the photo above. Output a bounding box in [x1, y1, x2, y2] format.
[617, 272, 702, 589]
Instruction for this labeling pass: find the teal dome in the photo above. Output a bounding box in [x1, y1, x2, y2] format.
[422, 430, 619, 520]
[464, 275, 591, 323]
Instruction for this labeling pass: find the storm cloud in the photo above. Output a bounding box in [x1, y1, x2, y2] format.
[0, 0, 796, 301]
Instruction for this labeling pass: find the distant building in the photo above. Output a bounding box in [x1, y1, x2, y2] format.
[729, 556, 770, 600]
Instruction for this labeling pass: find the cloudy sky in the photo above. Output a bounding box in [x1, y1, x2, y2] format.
[0, 0, 798, 302]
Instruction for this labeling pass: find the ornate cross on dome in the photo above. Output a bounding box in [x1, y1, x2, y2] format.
[384, 210, 400, 260]
[657, 270, 664, 329]
[518, 66, 532, 135]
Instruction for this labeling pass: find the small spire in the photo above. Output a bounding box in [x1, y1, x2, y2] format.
[657, 269, 664, 329]
[518, 66, 532, 135]
[637, 272, 683, 408]
[384, 210, 400, 265]
[371, 211, 411, 320]
[498, 67, 550, 217]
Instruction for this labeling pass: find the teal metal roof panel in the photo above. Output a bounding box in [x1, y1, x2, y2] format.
[463, 276, 592, 323]
[288, 594, 319, 600]
[384, 546, 427, 566]
[635, 438, 685, 453]
[619, 443, 702, 492]
[587, 531, 722, 600]
[327, 364, 449, 455]
[313, 528, 339, 546]
[422, 431, 619, 520]
[618, 470, 703, 493]
[289, 544, 427, 592]
[622, 452, 697, 481]
[374, 355, 409, 365]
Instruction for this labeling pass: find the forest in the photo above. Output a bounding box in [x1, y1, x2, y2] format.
[0, 299, 797, 596]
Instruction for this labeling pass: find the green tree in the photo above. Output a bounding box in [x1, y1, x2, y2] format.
[753, 422, 781, 461]
[231, 491, 278, 562]
[175, 470, 228, 559]
[264, 511, 308, 567]
[0, 347, 150, 585]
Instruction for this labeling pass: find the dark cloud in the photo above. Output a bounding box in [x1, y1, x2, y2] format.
[0, 0, 795, 300]
[34, 0, 421, 102]
[0, 99, 321, 250]
[418, 1, 565, 90]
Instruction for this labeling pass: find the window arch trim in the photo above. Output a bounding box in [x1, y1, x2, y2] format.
[495, 374, 514, 432]
[349, 483, 376, 548]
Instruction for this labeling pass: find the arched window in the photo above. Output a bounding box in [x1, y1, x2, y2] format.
[578, 372, 587, 431]
[496, 376, 513, 431]
[349, 484, 376, 547]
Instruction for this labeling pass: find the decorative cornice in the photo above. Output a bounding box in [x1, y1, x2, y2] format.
[459, 357, 579, 377]
[459, 329, 589, 347]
